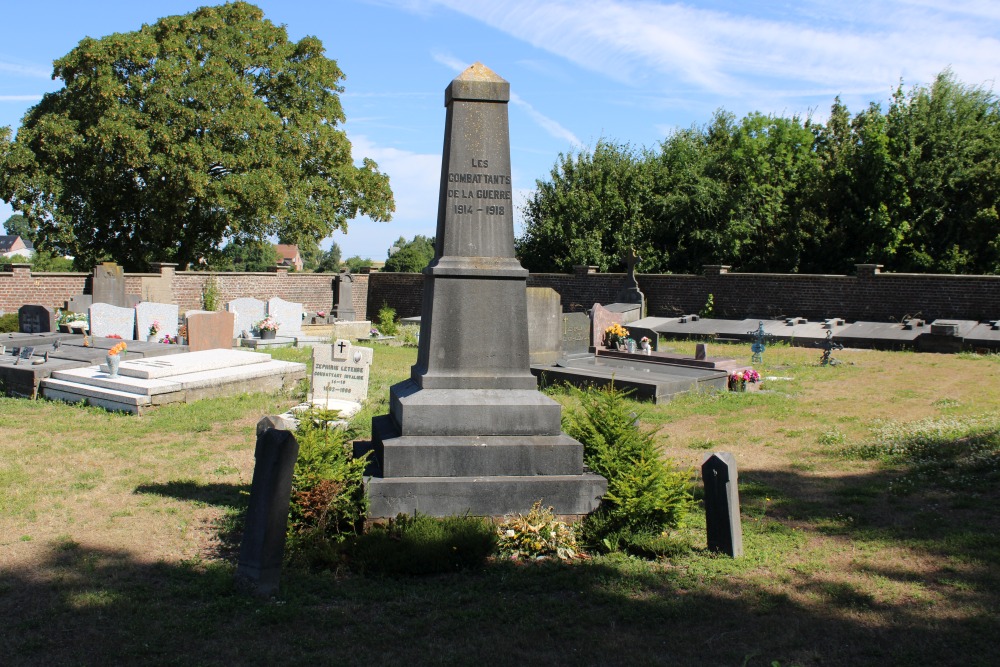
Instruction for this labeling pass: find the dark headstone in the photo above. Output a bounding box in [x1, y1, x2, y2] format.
[19, 305, 56, 334]
[702, 452, 743, 557]
[364, 63, 606, 517]
[236, 424, 300, 596]
[333, 270, 357, 321]
[694, 343, 707, 361]
[92, 262, 128, 308]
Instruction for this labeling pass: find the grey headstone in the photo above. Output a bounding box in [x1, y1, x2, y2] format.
[695, 343, 707, 361]
[527, 287, 562, 365]
[333, 271, 357, 321]
[562, 311, 591, 355]
[92, 262, 129, 308]
[266, 297, 303, 337]
[135, 302, 179, 341]
[67, 295, 92, 314]
[236, 426, 300, 596]
[311, 340, 374, 403]
[89, 303, 136, 340]
[702, 452, 743, 558]
[226, 298, 267, 338]
[18, 305, 56, 334]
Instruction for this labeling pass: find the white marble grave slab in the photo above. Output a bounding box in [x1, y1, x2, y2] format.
[135, 302, 179, 341]
[89, 303, 136, 340]
[310, 339, 373, 404]
[111, 348, 271, 379]
[267, 297, 303, 337]
[227, 297, 267, 337]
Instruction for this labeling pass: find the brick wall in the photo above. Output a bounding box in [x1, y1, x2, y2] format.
[4, 262, 999, 323]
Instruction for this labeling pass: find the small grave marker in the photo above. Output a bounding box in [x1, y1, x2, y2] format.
[18, 305, 56, 333]
[311, 339, 374, 405]
[747, 321, 775, 364]
[236, 422, 300, 596]
[819, 330, 844, 366]
[702, 452, 743, 558]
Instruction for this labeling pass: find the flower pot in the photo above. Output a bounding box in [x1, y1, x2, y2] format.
[106, 353, 120, 378]
[147, 335, 156, 342]
[260, 329, 276, 340]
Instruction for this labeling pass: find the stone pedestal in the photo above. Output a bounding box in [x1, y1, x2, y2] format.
[365, 63, 606, 518]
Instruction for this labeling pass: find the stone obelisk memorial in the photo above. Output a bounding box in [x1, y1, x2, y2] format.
[365, 63, 607, 517]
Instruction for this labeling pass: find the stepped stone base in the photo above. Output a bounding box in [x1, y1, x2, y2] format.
[365, 474, 607, 518]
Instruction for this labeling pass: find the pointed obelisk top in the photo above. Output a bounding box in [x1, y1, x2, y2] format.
[446, 62, 510, 104]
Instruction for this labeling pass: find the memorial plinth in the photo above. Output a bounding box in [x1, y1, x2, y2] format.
[365, 63, 606, 517]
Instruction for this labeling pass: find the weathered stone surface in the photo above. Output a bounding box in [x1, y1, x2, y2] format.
[562, 311, 590, 355]
[92, 262, 128, 307]
[333, 271, 357, 320]
[19, 305, 56, 334]
[67, 295, 92, 314]
[267, 297, 303, 337]
[186, 311, 235, 351]
[89, 303, 136, 340]
[310, 340, 373, 404]
[226, 298, 267, 338]
[135, 302, 179, 341]
[527, 287, 562, 365]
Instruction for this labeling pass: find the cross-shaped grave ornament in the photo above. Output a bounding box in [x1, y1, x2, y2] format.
[623, 248, 642, 288]
[818, 330, 844, 366]
[748, 321, 775, 365]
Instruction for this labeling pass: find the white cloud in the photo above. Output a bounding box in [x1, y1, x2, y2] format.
[0, 61, 51, 79]
[510, 92, 582, 147]
[413, 0, 1000, 104]
[0, 95, 43, 102]
[432, 51, 468, 73]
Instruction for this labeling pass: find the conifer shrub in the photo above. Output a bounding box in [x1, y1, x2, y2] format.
[563, 384, 695, 555]
[286, 408, 369, 565]
[377, 303, 398, 336]
[347, 513, 496, 575]
[0, 313, 18, 333]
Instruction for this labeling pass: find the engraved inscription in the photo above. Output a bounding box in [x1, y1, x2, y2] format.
[446, 156, 511, 215]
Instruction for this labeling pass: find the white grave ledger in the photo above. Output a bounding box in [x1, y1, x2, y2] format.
[310, 339, 373, 417]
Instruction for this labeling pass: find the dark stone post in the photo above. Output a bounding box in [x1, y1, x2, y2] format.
[236, 422, 300, 596]
[702, 452, 743, 557]
[333, 270, 357, 321]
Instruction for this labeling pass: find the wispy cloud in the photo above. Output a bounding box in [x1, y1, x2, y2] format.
[412, 0, 1000, 103]
[510, 93, 581, 147]
[0, 61, 51, 79]
[432, 51, 468, 73]
[0, 95, 43, 102]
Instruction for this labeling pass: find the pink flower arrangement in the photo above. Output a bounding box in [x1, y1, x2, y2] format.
[728, 368, 761, 391]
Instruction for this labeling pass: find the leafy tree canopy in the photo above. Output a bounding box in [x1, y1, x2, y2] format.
[517, 70, 1000, 275]
[343, 255, 372, 273]
[0, 2, 394, 271]
[315, 243, 342, 272]
[3, 214, 34, 241]
[216, 239, 280, 272]
[383, 234, 435, 272]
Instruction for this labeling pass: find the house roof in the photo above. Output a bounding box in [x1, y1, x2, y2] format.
[0, 235, 32, 253]
[274, 244, 300, 261]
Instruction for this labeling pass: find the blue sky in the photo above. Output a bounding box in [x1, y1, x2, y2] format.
[2, 0, 999, 260]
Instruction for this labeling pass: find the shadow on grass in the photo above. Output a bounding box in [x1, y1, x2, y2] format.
[135, 480, 249, 509]
[1, 531, 995, 667]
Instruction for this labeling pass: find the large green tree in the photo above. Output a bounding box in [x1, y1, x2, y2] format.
[383, 234, 435, 272]
[516, 141, 657, 273]
[0, 2, 394, 271]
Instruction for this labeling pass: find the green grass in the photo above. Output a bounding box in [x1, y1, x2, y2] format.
[2, 342, 1000, 666]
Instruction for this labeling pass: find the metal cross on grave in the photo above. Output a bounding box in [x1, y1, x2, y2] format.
[747, 321, 775, 365]
[623, 248, 642, 288]
[337, 340, 347, 354]
[818, 330, 844, 366]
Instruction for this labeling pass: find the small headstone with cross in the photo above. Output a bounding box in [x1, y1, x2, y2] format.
[310, 340, 374, 411]
[818, 330, 844, 366]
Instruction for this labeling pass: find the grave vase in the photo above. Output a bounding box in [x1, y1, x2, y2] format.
[641, 341, 651, 355]
[106, 353, 120, 378]
[260, 329, 276, 340]
[626, 339, 637, 354]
